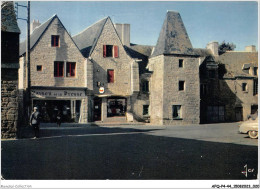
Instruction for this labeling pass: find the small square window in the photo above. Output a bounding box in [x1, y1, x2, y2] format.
[179, 59, 183, 68]
[242, 83, 247, 92]
[37, 65, 42, 71]
[51, 35, 59, 47]
[172, 105, 181, 119]
[179, 81, 185, 91]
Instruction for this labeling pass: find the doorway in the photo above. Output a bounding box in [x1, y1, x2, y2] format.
[235, 107, 243, 121]
[93, 98, 102, 121]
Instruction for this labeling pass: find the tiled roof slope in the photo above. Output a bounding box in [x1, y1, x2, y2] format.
[1, 1, 20, 33]
[151, 11, 194, 57]
[216, 51, 258, 78]
[72, 17, 108, 58]
[19, 15, 56, 56]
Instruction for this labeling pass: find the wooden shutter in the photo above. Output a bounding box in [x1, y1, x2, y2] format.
[108, 70, 114, 83]
[113, 46, 118, 58]
[103, 45, 106, 57]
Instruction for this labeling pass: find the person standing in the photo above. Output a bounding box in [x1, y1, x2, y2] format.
[30, 107, 41, 139]
[57, 110, 62, 127]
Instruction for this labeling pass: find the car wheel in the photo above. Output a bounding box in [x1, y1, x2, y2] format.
[248, 130, 258, 139]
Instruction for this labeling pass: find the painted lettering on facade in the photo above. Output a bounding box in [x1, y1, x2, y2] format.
[31, 90, 85, 98]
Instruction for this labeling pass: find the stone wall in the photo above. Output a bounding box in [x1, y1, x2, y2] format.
[1, 69, 19, 138]
[91, 18, 137, 96]
[28, 17, 87, 88]
[219, 78, 258, 121]
[148, 55, 164, 125]
[163, 56, 200, 125]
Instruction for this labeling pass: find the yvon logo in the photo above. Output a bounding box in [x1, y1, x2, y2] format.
[241, 164, 254, 177]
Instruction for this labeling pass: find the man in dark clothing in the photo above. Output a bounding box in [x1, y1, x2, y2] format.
[30, 107, 41, 139]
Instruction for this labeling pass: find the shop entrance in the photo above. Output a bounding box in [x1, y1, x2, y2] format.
[33, 99, 81, 123]
[107, 97, 127, 117]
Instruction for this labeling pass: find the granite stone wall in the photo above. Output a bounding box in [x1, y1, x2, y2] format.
[1, 69, 19, 138]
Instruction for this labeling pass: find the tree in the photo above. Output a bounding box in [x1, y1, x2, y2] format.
[218, 41, 236, 55]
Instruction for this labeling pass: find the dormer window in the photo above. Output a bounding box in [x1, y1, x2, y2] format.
[51, 35, 59, 47]
[103, 45, 119, 58]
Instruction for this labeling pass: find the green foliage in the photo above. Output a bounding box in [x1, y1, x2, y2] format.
[218, 41, 236, 55]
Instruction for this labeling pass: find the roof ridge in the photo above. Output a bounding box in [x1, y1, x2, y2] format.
[30, 14, 57, 35]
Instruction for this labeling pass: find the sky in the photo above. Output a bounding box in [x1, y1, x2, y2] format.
[15, 1, 258, 51]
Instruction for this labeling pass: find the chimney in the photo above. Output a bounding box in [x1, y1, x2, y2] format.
[245, 45, 256, 52]
[206, 41, 219, 56]
[114, 23, 130, 46]
[30, 19, 41, 34]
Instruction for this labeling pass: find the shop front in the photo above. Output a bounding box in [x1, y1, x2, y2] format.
[93, 96, 129, 122]
[31, 88, 88, 123]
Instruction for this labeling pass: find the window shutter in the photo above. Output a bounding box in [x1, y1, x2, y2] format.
[103, 45, 106, 57]
[114, 46, 118, 58]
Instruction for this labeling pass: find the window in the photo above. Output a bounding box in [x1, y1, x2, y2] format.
[179, 81, 185, 91]
[54, 61, 64, 77]
[179, 59, 183, 68]
[142, 81, 149, 93]
[242, 83, 247, 92]
[51, 35, 59, 47]
[253, 79, 258, 95]
[209, 70, 215, 78]
[107, 69, 114, 83]
[143, 105, 149, 116]
[254, 67, 258, 76]
[172, 105, 181, 119]
[66, 62, 76, 77]
[103, 45, 119, 58]
[37, 65, 42, 72]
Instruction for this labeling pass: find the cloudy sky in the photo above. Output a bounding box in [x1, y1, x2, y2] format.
[16, 1, 258, 51]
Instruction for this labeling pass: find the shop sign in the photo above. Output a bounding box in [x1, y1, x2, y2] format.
[99, 87, 105, 94]
[31, 89, 85, 98]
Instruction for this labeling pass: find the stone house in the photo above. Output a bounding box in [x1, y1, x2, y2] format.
[216, 46, 258, 122]
[72, 17, 142, 122]
[18, 10, 258, 125]
[1, 1, 20, 138]
[147, 11, 200, 125]
[19, 14, 92, 123]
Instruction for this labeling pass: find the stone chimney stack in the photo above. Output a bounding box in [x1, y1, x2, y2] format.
[30, 19, 41, 34]
[206, 41, 219, 56]
[114, 23, 130, 46]
[245, 45, 256, 52]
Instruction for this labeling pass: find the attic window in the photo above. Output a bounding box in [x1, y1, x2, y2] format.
[51, 35, 59, 47]
[253, 67, 258, 76]
[103, 45, 119, 58]
[179, 81, 185, 91]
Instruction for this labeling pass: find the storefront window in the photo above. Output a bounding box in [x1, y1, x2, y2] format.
[107, 98, 126, 117]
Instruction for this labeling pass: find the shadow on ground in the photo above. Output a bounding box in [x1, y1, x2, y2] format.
[1, 126, 258, 180]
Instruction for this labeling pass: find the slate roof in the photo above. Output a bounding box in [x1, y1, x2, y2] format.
[72, 17, 108, 58]
[1, 1, 20, 33]
[216, 51, 258, 78]
[124, 44, 154, 74]
[193, 48, 212, 57]
[151, 11, 195, 57]
[19, 15, 57, 56]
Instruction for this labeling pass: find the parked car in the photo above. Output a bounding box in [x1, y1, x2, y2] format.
[239, 117, 258, 139]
